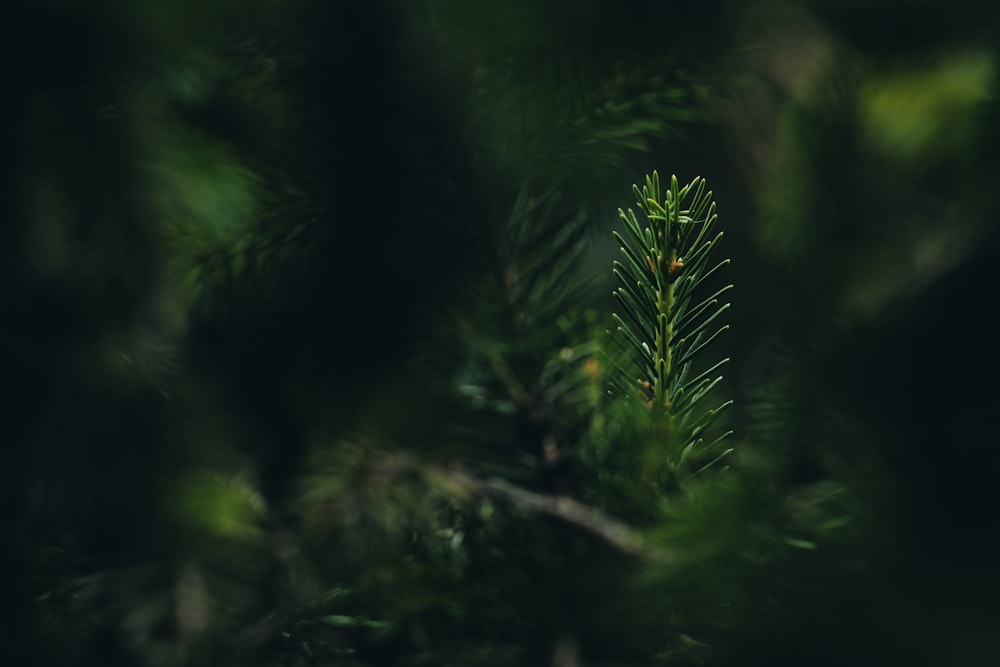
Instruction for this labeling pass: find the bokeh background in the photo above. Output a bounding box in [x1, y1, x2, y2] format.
[3, 1, 999, 665]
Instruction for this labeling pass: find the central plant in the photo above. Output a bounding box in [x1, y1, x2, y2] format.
[610, 172, 733, 475]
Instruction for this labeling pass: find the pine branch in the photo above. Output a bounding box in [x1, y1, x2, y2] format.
[609, 172, 733, 470]
[304, 440, 673, 561]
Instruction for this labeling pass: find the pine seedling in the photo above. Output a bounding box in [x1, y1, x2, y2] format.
[610, 172, 733, 475]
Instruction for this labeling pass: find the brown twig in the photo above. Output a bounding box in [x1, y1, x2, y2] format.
[432, 465, 676, 563]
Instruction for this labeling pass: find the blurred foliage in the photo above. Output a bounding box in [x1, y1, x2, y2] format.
[4, 0, 1000, 666]
[859, 51, 995, 166]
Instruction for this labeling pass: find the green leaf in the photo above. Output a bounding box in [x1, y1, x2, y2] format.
[320, 615, 390, 629]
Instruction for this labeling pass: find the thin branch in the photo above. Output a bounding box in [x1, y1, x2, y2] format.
[432, 465, 676, 563]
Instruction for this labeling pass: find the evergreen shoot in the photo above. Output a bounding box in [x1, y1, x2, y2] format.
[610, 172, 733, 477]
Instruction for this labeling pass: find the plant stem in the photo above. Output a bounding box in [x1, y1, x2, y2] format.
[654, 199, 677, 413]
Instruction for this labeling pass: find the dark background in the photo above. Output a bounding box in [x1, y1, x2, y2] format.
[3, 1, 999, 665]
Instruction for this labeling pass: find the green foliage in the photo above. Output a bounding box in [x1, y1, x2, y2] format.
[609, 172, 733, 477]
[11, 1, 1000, 666]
